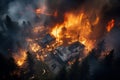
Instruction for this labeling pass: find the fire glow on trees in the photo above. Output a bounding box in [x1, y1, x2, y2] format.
[13, 49, 27, 66]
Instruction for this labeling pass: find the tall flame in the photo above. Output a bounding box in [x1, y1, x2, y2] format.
[51, 12, 97, 51]
[106, 19, 115, 32]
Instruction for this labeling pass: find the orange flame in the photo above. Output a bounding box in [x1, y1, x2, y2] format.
[35, 8, 44, 14]
[93, 17, 99, 25]
[106, 19, 115, 32]
[29, 43, 40, 53]
[35, 8, 52, 16]
[13, 49, 27, 67]
[51, 12, 97, 51]
[53, 10, 58, 17]
[35, 6, 58, 17]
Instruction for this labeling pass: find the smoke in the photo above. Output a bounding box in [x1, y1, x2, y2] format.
[8, 1, 35, 25]
[105, 27, 120, 57]
[6, 0, 110, 25]
[6, 0, 119, 27]
[7, 0, 47, 25]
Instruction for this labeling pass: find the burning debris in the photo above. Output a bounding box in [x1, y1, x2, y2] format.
[0, 0, 120, 80]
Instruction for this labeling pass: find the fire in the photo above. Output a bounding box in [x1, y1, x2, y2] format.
[53, 10, 58, 17]
[33, 26, 45, 34]
[13, 49, 27, 67]
[35, 8, 52, 16]
[26, 38, 41, 54]
[51, 12, 96, 51]
[51, 25, 63, 42]
[13, 11, 99, 67]
[106, 19, 115, 32]
[35, 6, 47, 15]
[29, 42, 41, 53]
[35, 8, 57, 16]
[35, 5, 58, 17]
[35, 8, 44, 14]
[93, 17, 99, 25]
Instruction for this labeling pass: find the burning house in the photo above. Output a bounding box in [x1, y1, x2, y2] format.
[39, 34, 55, 48]
[44, 41, 85, 73]
[0, 0, 120, 80]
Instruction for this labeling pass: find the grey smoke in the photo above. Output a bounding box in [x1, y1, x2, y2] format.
[105, 27, 120, 57]
[7, 0, 47, 25]
[8, 1, 36, 25]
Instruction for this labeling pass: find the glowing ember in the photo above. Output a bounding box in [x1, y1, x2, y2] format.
[35, 8, 52, 16]
[53, 11, 58, 17]
[29, 42, 41, 53]
[106, 19, 115, 32]
[35, 8, 44, 14]
[93, 17, 99, 25]
[33, 26, 45, 34]
[35, 6, 56, 16]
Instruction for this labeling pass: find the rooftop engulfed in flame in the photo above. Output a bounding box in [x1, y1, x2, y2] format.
[50, 12, 97, 51]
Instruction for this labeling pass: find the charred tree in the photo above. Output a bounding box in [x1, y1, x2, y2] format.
[103, 50, 114, 66]
[22, 51, 35, 80]
[66, 56, 81, 80]
[96, 40, 106, 57]
[55, 66, 67, 80]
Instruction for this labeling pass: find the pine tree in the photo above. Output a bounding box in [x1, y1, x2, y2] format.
[96, 40, 106, 57]
[4, 15, 13, 30]
[23, 51, 35, 80]
[103, 50, 114, 66]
